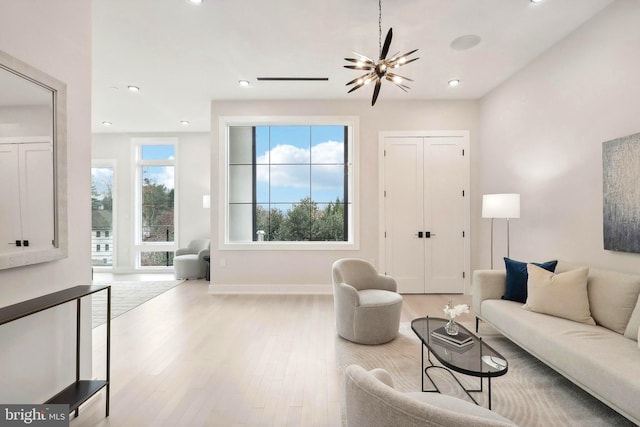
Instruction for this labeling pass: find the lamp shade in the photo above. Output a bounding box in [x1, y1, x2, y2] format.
[202, 195, 211, 209]
[482, 194, 520, 218]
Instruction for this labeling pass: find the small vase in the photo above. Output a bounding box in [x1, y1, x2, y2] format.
[445, 318, 459, 336]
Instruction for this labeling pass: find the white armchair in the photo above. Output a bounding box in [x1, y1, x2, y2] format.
[332, 258, 403, 345]
[344, 365, 517, 427]
[174, 239, 210, 280]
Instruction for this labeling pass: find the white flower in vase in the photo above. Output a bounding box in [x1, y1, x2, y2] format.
[443, 302, 470, 320]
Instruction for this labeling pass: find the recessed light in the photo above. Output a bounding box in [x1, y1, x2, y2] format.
[127, 85, 140, 92]
[180, 120, 190, 126]
[530, 0, 543, 3]
[448, 79, 461, 87]
[187, 0, 203, 4]
[238, 80, 250, 87]
[102, 121, 112, 126]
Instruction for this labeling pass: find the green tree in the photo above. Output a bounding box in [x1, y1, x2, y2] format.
[142, 178, 173, 242]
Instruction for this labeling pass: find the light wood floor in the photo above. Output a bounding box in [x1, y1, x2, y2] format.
[72, 280, 472, 427]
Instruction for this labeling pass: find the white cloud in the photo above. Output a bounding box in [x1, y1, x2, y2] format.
[144, 166, 175, 190]
[256, 141, 344, 189]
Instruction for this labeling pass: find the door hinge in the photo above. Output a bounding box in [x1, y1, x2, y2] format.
[462, 271, 466, 278]
[384, 190, 387, 197]
[462, 149, 465, 156]
[384, 149, 386, 156]
[462, 230, 465, 238]
[384, 231, 387, 238]
[462, 190, 465, 197]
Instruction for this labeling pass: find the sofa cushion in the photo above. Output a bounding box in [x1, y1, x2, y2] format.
[523, 264, 595, 325]
[624, 294, 640, 340]
[587, 268, 640, 334]
[502, 257, 558, 303]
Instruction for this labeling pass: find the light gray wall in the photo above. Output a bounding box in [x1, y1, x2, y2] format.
[92, 132, 211, 272]
[211, 100, 480, 286]
[479, 0, 640, 273]
[0, 1, 92, 402]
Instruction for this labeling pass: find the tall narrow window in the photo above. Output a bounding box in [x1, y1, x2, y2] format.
[135, 140, 176, 267]
[223, 118, 357, 248]
[91, 166, 114, 266]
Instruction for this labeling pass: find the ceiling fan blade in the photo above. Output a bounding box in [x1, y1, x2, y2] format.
[371, 79, 382, 106]
[380, 28, 393, 60]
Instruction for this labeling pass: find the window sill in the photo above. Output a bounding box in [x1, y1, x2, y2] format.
[220, 241, 358, 251]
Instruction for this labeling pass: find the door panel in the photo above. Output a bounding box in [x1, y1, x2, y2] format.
[425, 139, 464, 293]
[384, 137, 424, 293]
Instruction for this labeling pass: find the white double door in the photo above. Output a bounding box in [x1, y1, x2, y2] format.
[382, 134, 467, 294]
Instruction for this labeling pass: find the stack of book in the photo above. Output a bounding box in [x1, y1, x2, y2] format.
[430, 326, 474, 348]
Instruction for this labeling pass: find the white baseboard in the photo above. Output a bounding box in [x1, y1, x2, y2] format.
[208, 283, 332, 295]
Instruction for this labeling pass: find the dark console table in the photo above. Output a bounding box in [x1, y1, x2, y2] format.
[0, 285, 111, 418]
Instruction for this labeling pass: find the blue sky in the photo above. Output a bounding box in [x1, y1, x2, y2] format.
[255, 125, 345, 208]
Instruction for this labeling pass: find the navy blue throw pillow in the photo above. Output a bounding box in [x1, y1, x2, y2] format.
[502, 257, 558, 303]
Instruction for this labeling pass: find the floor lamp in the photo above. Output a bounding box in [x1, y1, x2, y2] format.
[482, 194, 520, 269]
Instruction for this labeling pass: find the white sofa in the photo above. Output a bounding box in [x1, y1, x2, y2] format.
[472, 261, 640, 425]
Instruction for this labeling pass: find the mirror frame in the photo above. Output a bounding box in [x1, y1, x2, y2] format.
[0, 49, 67, 270]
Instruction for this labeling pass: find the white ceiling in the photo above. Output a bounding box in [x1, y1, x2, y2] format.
[92, 0, 613, 133]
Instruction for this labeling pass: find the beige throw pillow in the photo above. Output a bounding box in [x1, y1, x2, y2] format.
[523, 264, 595, 325]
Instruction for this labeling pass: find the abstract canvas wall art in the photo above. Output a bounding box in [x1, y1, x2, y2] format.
[603, 132, 640, 253]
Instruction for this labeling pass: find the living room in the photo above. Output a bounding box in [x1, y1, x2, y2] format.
[1, 0, 639, 426]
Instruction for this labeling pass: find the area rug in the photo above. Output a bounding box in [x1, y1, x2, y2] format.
[91, 280, 184, 328]
[335, 322, 635, 427]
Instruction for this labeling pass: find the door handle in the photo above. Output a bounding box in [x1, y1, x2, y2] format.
[425, 232, 436, 238]
[417, 231, 423, 238]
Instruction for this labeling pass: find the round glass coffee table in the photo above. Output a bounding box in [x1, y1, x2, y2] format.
[411, 316, 508, 409]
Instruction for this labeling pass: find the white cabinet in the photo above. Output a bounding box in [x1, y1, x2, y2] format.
[0, 139, 54, 253]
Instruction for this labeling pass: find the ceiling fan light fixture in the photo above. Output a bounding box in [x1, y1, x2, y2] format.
[344, 0, 419, 106]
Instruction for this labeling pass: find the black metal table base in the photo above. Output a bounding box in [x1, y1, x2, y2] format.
[421, 346, 494, 409]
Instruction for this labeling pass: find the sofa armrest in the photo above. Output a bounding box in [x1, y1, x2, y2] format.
[472, 270, 507, 318]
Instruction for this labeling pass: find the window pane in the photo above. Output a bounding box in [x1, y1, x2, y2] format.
[140, 251, 174, 267]
[141, 166, 174, 242]
[91, 166, 114, 266]
[229, 165, 253, 203]
[229, 126, 253, 164]
[312, 203, 345, 241]
[312, 126, 344, 164]
[141, 145, 175, 161]
[255, 165, 269, 203]
[229, 203, 253, 241]
[256, 126, 270, 164]
[311, 165, 344, 203]
[269, 165, 310, 203]
[270, 126, 310, 164]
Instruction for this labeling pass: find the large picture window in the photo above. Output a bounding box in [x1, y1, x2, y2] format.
[222, 117, 357, 249]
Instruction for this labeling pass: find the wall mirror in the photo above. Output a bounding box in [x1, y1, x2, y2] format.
[0, 49, 67, 269]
